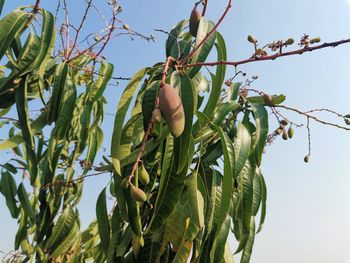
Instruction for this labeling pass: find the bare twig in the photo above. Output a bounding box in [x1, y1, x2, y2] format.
[275, 105, 350, 131]
[67, 0, 93, 58]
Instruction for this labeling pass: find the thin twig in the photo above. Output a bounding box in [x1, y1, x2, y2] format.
[67, 0, 93, 58]
[275, 105, 350, 131]
[180, 38, 350, 69]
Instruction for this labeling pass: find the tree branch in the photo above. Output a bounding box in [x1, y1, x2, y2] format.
[179, 38, 350, 69]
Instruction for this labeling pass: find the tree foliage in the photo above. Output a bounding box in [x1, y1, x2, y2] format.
[0, 1, 349, 262]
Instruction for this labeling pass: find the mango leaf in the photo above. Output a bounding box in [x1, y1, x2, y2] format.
[228, 82, 241, 102]
[213, 101, 240, 125]
[173, 171, 205, 263]
[0, 0, 4, 15]
[47, 61, 68, 124]
[196, 33, 226, 131]
[111, 67, 149, 175]
[0, 111, 48, 150]
[2, 163, 17, 174]
[256, 169, 267, 233]
[31, 10, 55, 70]
[247, 94, 286, 105]
[50, 222, 80, 259]
[141, 80, 160, 131]
[188, 18, 216, 77]
[251, 105, 268, 166]
[172, 72, 194, 173]
[96, 188, 110, 255]
[0, 9, 28, 60]
[147, 135, 188, 233]
[83, 126, 103, 174]
[210, 215, 231, 262]
[17, 183, 35, 222]
[234, 123, 251, 177]
[165, 19, 187, 57]
[15, 77, 37, 182]
[16, 33, 41, 70]
[0, 171, 19, 218]
[46, 206, 76, 251]
[88, 60, 114, 102]
[240, 217, 256, 263]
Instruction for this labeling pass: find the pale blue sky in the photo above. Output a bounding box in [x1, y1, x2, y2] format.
[1, 1, 350, 262]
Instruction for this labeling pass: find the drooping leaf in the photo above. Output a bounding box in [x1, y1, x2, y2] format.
[111, 68, 149, 175]
[256, 169, 267, 233]
[0, 171, 19, 218]
[240, 217, 256, 263]
[46, 206, 76, 251]
[15, 77, 37, 182]
[147, 135, 188, 233]
[234, 123, 251, 177]
[188, 19, 216, 77]
[88, 60, 114, 102]
[0, 9, 28, 60]
[96, 188, 110, 255]
[251, 105, 268, 166]
[171, 72, 194, 173]
[165, 19, 187, 57]
[50, 222, 80, 259]
[17, 183, 35, 222]
[47, 61, 68, 124]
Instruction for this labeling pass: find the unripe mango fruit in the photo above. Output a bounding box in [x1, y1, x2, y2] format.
[159, 84, 185, 137]
[130, 184, 147, 202]
[189, 5, 201, 37]
[288, 126, 294, 138]
[138, 164, 150, 185]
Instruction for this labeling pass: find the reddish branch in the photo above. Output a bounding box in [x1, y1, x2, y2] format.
[180, 38, 350, 69]
[95, 1, 118, 58]
[67, 0, 93, 58]
[179, 0, 232, 65]
[202, 0, 208, 17]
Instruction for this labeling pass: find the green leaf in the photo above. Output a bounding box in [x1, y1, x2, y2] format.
[199, 32, 226, 125]
[0, 171, 19, 218]
[172, 72, 194, 173]
[46, 206, 76, 251]
[141, 80, 160, 132]
[166, 20, 187, 57]
[2, 163, 17, 174]
[0, 0, 4, 15]
[213, 101, 240, 125]
[234, 123, 251, 177]
[31, 10, 55, 70]
[96, 188, 110, 255]
[83, 126, 103, 174]
[210, 215, 231, 262]
[111, 67, 149, 175]
[240, 217, 256, 263]
[17, 183, 35, 222]
[50, 222, 80, 258]
[256, 170, 267, 233]
[47, 61, 68, 124]
[15, 77, 37, 182]
[147, 135, 187, 233]
[88, 60, 114, 102]
[188, 18, 216, 77]
[16, 33, 41, 70]
[0, 9, 28, 60]
[251, 105, 269, 166]
[0, 111, 48, 150]
[228, 82, 241, 101]
[247, 94, 286, 105]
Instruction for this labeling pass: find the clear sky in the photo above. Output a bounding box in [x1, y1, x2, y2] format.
[1, 0, 350, 262]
